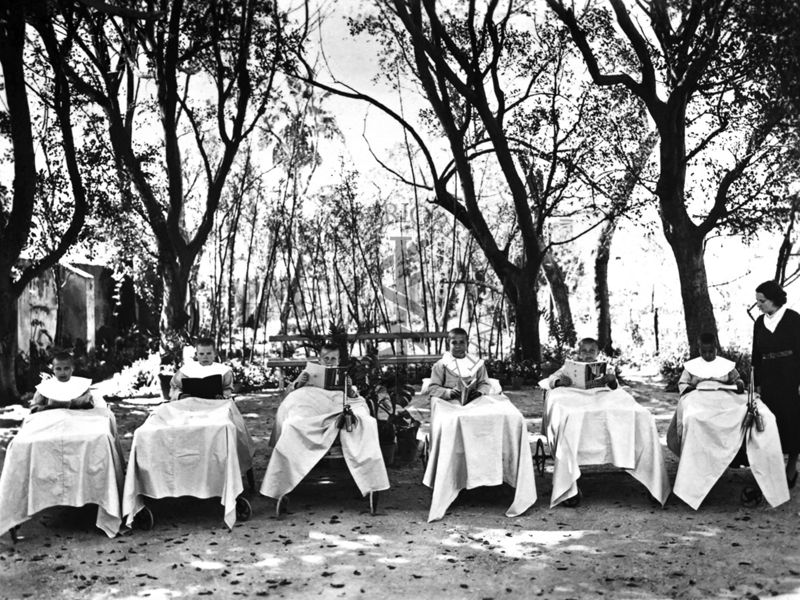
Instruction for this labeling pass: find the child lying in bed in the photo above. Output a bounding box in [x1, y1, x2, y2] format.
[547, 337, 618, 390]
[678, 332, 744, 395]
[30, 351, 94, 413]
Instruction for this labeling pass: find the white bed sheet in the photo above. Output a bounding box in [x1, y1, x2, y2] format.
[121, 398, 254, 530]
[0, 400, 124, 537]
[423, 394, 537, 522]
[543, 387, 670, 507]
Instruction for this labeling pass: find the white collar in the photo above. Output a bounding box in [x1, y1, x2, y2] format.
[441, 351, 484, 378]
[36, 377, 92, 402]
[684, 356, 735, 379]
[763, 306, 787, 333]
[180, 361, 231, 378]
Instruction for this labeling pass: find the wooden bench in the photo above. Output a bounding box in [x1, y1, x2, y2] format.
[267, 332, 447, 389]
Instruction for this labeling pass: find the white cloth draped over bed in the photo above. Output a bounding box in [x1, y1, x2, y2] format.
[422, 394, 537, 522]
[260, 386, 390, 500]
[668, 390, 789, 508]
[542, 387, 670, 507]
[121, 397, 255, 530]
[0, 396, 125, 537]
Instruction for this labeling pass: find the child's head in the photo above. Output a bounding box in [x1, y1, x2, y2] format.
[319, 342, 341, 367]
[576, 338, 600, 362]
[51, 351, 75, 382]
[447, 328, 469, 358]
[194, 337, 216, 366]
[698, 332, 717, 362]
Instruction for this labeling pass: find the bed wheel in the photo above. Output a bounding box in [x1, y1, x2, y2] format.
[740, 486, 763, 508]
[369, 491, 379, 515]
[133, 506, 155, 530]
[9, 526, 19, 543]
[236, 496, 252, 521]
[534, 438, 547, 477]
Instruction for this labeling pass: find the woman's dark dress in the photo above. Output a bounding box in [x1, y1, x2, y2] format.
[752, 308, 800, 454]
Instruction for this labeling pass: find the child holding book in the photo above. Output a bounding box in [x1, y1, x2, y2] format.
[678, 333, 744, 395]
[428, 328, 493, 404]
[289, 342, 357, 397]
[547, 337, 618, 390]
[262, 341, 389, 508]
[30, 351, 94, 413]
[169, 337, 233, 400]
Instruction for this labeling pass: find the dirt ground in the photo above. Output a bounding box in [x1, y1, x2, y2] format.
[1, 378, 799, 600]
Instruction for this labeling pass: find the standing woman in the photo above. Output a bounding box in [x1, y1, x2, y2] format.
[752, 280, 800, 488]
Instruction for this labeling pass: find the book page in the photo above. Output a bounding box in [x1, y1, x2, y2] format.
[563, 360, 607, 389]
[696, 380, 738, 391]
[460, 378, 478, 405]
[304, 361, 327, 388]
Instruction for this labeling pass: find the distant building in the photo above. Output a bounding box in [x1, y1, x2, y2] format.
[16, 261, 149, 354]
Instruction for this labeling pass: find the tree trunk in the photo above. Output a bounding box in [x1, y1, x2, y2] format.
[669, 235, 718, 355]
[595, 129, 657, 355]
[505, 269, 541, 362]
[159, 256, 191, 335]
[775, 194, 799, 285]
[0, 285, 20, 405]
[541, 249, 576, 347]
[657, 122, 718, 356]
[595, 219, 617, 355]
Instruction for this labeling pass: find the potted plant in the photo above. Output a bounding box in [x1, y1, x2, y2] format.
[508, 361, 525, 390]
[349, 352, 419, 467]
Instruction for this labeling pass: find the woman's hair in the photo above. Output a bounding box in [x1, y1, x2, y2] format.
[756, 280, 787, 307]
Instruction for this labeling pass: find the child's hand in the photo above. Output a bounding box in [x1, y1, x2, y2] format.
[295, 372, 310, 388]
[449, 388, 462, 400]
[70, 391, 94, 409]
[467, 388, 482, 401]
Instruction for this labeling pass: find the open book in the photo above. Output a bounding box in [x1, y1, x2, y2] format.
[182, 374, 224, 399]
[695, 380, 738, 391]
[562, 360, 607, 389]
[457, 378, 478, 405]
[304, 361, 348, 391]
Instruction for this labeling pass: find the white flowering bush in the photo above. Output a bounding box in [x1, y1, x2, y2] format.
[104, 353, 162, 399]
